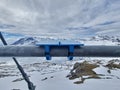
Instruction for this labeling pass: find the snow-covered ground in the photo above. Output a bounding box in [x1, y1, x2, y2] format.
[0, 36, 120, 90]
[0, 57, 120, 90]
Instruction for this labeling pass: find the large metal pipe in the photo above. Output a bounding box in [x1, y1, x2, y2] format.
[0, 45, 120, 57]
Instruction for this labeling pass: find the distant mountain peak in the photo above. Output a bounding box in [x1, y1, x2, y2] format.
[12, 37, 38, 45]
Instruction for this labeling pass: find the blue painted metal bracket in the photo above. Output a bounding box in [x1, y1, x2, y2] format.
[36, 41, 84, 60]
[68, 45, 74, 60]
[44, 45, 51, 60]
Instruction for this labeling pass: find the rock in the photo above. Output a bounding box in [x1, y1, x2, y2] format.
[67, 61, 100, 83]
[105, 61, 120, 69]
[41, 77, 48, 81]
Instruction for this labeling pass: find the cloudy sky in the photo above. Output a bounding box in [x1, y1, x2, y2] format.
[0, 0, 120, 38]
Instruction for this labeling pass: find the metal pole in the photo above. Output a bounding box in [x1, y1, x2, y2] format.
[0, 32, 36, 90]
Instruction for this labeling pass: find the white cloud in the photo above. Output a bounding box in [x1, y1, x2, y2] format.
[0, 0, 120, 38]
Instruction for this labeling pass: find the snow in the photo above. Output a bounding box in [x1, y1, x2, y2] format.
[0, 67, 120, 90]
[0, 34, 120, 90]
[0, 57, 120, 90]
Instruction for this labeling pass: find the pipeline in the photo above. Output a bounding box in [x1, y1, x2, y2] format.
[0, 45, 120, 58]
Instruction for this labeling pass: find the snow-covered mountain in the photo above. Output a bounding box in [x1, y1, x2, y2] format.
[11, 35, 120, 46]
[12, 37, 38, 45]
[0, 0, 120, 37]
[11, 36, 58, 45]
